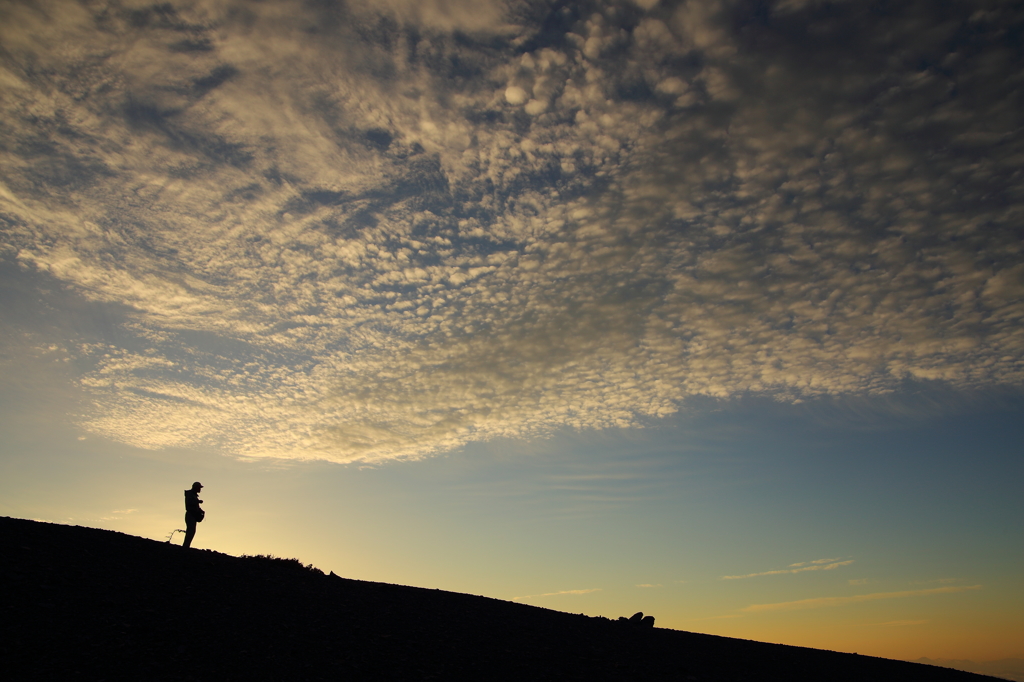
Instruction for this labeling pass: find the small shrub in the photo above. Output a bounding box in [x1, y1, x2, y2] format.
[240, 554, 323, 574]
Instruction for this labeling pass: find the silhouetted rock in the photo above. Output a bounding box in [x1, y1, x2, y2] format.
[0, 517, 1006, 682]
[619, 612, 655, 628]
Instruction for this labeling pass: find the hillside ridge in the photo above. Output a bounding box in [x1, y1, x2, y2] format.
[0, 517, 1004, 681]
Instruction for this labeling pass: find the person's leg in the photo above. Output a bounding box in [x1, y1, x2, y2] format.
[183, 515, 196, 548]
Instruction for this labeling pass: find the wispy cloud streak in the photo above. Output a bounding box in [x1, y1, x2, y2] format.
[722, 560, 854, 580]
[512, 588, 602, 601]
[742, 585, 982, 612]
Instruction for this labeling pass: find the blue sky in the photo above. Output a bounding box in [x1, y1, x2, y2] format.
[1, 0, 1023, 663]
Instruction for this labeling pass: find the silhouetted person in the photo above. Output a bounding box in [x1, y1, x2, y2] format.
[183, 481, 205, 548]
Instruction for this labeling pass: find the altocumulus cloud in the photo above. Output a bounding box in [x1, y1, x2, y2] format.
[1, 0, 1023, 461]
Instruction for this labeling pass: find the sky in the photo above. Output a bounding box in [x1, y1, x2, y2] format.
[1, 0, 1023, 664]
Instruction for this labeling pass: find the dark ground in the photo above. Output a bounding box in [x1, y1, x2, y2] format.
[0, 517, 1004, 681]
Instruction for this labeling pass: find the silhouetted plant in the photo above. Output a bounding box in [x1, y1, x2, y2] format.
[165, 529, 186, 543]
[241, 553, 302, 567]
[240, 554, 324, 574]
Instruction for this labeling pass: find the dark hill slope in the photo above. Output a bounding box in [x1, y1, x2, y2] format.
[0, 517, 1001, 681]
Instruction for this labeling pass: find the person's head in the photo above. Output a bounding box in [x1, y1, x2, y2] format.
[191, 481, 203, 491]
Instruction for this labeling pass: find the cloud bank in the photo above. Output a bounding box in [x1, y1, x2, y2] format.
[2, 0, 1023, 461]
